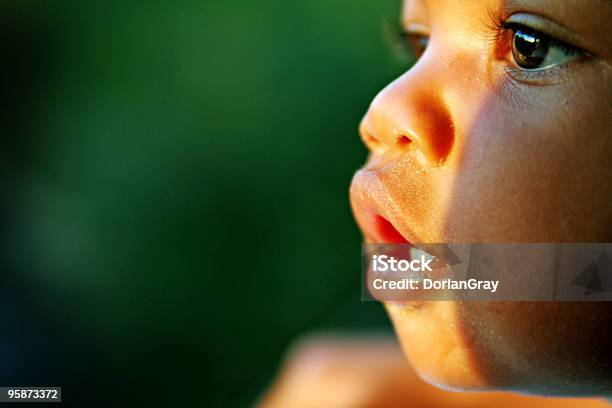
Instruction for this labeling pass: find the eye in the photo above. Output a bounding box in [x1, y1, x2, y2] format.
[404, 32, 429, 60]
[505, 23, 581, 70]
[392, 28, 429, 61]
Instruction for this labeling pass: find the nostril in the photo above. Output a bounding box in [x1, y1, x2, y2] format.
[395, 135, 412, 149]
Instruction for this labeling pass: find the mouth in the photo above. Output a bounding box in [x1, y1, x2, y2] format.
[352, 166, 453, 308]
[350, 167, 420, 245]
[373, 215, 409, 244]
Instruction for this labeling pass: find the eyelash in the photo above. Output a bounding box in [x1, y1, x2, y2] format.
[387, 21, 427, 62]
[490, 20, 581, 60]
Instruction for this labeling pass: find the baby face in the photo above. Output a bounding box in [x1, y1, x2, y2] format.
[350, 0, 612, 395]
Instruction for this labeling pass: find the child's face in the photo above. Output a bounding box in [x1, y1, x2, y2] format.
[350, 0, 612, 395]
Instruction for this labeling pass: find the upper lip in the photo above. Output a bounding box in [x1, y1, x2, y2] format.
[350, 165, 421, 245]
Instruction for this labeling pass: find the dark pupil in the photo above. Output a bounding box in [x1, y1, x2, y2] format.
[512, 28, 549, 69]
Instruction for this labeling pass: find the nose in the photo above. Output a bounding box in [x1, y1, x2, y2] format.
[359, 68, 454, 165]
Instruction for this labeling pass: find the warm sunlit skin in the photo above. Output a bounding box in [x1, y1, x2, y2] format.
[260, 336, 612, 408]
[350, 0, 612, 397]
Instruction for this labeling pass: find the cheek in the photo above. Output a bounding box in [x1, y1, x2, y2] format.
[458, 302, 612, 392]
[442, 86, 612, 242]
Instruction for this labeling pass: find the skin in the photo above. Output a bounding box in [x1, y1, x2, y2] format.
[350, 0, 612, 397]
[260, 336, 611, 407]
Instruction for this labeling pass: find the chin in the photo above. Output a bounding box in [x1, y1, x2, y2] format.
[384, 301, 490, 391]
[385, 300, 612, 396]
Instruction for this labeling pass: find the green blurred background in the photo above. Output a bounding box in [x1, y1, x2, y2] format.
[1, 0, 408, 406]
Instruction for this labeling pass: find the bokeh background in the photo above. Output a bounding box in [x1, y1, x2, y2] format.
[1, 0, 407, 406]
